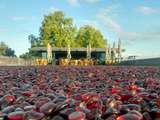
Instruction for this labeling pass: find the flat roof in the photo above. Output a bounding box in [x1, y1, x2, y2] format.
[29, 47, 125, 53]
[30, 47, 106, 52]
[30, 47, 125, 53]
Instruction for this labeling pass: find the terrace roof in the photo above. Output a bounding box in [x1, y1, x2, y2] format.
[30, 47, 125, 53]
[30, 47, 106, 52]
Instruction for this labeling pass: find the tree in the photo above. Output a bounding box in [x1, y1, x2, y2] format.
[76, 25, 106, 48]
[0, 42, 8, 56]
[28, 34, 40, 48]
[0, 41, 16, 57]
[19, 52, 32, 59]
[5, 48, 16, 57]
[19, 50, 41, 59]
[39, 11, 77, 47]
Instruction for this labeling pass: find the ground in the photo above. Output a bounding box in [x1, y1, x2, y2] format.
[0, 66, 160, 119]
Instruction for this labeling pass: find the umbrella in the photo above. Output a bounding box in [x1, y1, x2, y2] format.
[47, 43, 52, 64]
[67, 44, 71, 60]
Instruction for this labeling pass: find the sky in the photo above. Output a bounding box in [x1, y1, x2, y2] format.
[0, 0, 160, 59]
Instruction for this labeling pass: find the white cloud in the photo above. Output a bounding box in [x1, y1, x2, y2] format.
[12, 16, 36, 21]
[12, 17, 26, 21]
[97, 5, 122, 35]
[138, 6, 160, 15]
[48, 7, 61, 13]
[67, 0, 101, 6]
[78, 19, 100, 28]
[97, 5, 160, 44]
[67, 0, 79, 6]
[84, 0, 101, 3]
[98, 14, 121, 33]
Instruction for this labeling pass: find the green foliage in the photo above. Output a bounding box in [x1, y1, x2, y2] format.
[19, 52, 32, 59]
[39, 11, 77, 47]
[19, 51, 41, 59]
[5, 48, 16, 57]
[32, 11, 107, 48]
[0, 41, 16, 57]
[0, 42, 8, 56]
[76, 25, 106, 48]
[28, 34, 40, 48]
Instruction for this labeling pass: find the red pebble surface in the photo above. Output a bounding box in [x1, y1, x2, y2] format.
[0, 66, 159, 120]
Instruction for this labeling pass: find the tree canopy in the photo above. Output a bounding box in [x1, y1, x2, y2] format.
[0, 41, 16, 57]
[39, 11, 77, 47]
[38, 11, 107, 48]
[76, 25, 106, 48]
[28, 34, 40, 48]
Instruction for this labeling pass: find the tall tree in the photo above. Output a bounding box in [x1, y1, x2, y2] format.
[0, 41, 16, 57]
[39, 11, 77, 47]
[0, 41, 8, 56]
[28, 34, 40, 48]
[5, 48, 16, 57]
[76, 25, 106, 48]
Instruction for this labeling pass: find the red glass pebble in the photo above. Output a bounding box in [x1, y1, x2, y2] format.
[8, 111, 24, 120]
[111, 88, 118, 94]
[21, 91, 32, 97]
[60, 108, 75, 119]
[39, 102, 56, 115]
[116, 114, 141, 120]
[128, 110, 143, 119]
[2, 105, 15, 114]
[24, 110, 44, 120]
[24, 105, 36, 111]
[4, 95, 15, 104]
[69, 111, 86, 120]
[157, 99, 160, 108]
[35, 97, 51, 109]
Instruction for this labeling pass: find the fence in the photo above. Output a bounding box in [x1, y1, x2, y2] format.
[120, 57, 160, 66]
[0, 56, 36, 66]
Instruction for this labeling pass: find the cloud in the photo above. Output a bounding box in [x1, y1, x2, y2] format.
[97, 5, 160, 44]
[67, 0, 79, 6]
[77, 19, 100, 28]
[138, 6, 160, 15]
[12, 17, 26, 21]
[12, 16, 36, 21]
[97, 5, 123, 36]
[84, 0, 101, 3]
[98, 15, 121, 33]
[49, 7, 61, 12]
[48, 7, 61, 13]
[67, 0, 101, 6]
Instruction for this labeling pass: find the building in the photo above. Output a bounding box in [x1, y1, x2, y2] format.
[30, 47, 106, 60]
[30, 40, 125, 64]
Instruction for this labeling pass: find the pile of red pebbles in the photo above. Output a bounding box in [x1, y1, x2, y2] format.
[0, 66, 160, 120]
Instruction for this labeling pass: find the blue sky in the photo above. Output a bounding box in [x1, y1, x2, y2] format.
[0, 0, 160, 58]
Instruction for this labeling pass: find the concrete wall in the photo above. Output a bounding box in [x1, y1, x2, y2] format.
[121, 57, 160, 66]
[0, 56, 35, 66]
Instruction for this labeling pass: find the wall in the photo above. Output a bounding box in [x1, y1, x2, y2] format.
[0, 56, 35, 66]
[121, 57, 160, 66]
